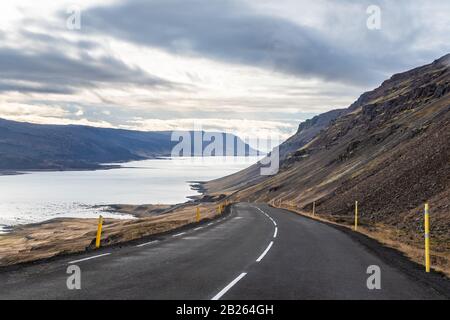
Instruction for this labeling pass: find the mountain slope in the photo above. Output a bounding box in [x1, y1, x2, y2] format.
[207, 54, 450, 272]
[0, 119, 257, 170]
[204, 108, 345, 194]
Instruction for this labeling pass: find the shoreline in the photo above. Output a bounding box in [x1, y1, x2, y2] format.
[0, 203, 157, 235]
[0, 165, 122, 176]
[187, 181, 206, 200]
[0, 155, 175, 176]
[0, 155, 262, 177]
[0, 171, 25, 176]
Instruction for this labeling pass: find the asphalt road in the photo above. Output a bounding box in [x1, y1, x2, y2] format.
[0, 203, 448, 300]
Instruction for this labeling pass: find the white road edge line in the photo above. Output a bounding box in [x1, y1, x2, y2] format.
[273, 227, 278, 238]
[194, 227, 204, 231]
[136, 240, 159, 248]
[207, 223, 214, 226]
[256, 241, 274, 262]
[173, 232, 186, 237]
[253, 206, 278, 226]
[68, 253, 111, 264]
[211, 273, 247, 300]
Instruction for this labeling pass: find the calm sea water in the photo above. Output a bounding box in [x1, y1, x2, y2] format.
[0, 157, 259, 231]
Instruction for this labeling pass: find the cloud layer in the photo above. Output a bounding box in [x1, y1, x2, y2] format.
[0, 37, 173, 95]
[0, 0, 449, 141]
[85, 0, 376, 85]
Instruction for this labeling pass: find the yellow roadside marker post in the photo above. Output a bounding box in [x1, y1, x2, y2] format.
[312, 201, 316, 216]
[95, 215, 103, 248]
[196, 207, 201, 223]
[425, 203, 430, 273]
[354, 201, 358, 231]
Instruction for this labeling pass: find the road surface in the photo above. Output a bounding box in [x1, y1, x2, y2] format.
[0, 203, 448, 299]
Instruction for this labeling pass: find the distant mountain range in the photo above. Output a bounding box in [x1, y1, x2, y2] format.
[0, 119, 258, 171]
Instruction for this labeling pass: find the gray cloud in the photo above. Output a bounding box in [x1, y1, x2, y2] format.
[0, 81, 75, 94]
[0, 34, 175, 94]
[82, 0, 450, 86]
[2, 0, 449, 139]
[20, 30, 100, 51]
[83, 0, 382, 85]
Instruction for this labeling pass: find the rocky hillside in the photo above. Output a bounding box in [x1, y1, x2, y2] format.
[206, 54, 450, 270]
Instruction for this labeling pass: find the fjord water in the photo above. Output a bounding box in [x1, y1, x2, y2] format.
[0, 157, 259, 230]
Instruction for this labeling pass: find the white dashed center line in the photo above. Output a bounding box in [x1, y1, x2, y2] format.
[256, 241, 274, 262]
[209, 205, 278, 299]
[136, 240, 159, 248]
[211, 273, 247, 300]
[173, 232, 186, 237]
[68, 253, 111, 264]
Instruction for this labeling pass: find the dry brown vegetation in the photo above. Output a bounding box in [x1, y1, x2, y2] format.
[0, 202, 224, 267]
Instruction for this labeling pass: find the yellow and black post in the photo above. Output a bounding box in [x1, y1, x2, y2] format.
[196, 207, 201, 223]
[354, 201, 358, 231]
[95, 215, 103, 248]
[312, 201, 316, 216]
[425, 203, 430, 273]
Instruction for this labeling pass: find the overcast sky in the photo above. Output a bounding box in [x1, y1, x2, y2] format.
[0, 0, 449, 142]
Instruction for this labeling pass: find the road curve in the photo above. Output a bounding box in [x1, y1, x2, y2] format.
[0, 203, 448, 300]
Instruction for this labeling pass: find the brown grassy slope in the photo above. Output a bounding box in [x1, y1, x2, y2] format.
[204, 109, 345, 195]
[0, 202, 221, 267]
[221, 54, 450, 273]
